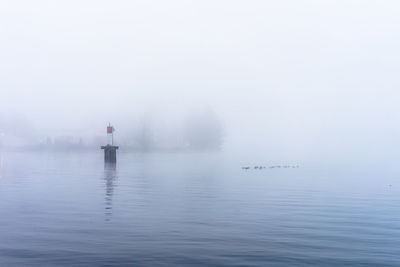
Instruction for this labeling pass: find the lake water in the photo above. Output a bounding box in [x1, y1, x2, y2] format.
[0, 151, 399, 266]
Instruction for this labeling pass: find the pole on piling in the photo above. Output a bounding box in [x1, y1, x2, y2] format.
[101, 124, 118, 163]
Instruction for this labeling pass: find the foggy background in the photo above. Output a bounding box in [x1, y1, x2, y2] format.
[1, 0, 399, 162]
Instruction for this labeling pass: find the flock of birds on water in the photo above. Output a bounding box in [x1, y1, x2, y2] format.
[242, 165, 299, 170]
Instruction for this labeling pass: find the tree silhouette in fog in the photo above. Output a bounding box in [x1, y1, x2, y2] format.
[183, 110, 223, 151]
[132, 120, 155, 152]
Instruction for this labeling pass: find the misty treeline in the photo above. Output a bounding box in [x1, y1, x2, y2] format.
[0, 110, 224, 152]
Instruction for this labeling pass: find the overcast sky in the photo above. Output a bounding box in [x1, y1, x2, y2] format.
[1, 0, 399, 161]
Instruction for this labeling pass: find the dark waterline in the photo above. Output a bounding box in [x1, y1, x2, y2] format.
[0, 152, 399, 266]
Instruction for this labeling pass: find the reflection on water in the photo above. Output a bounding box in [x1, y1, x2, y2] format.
[104, 163, 117, 220]
[0, 153, 2, 179]
[0, 152, 400, 266]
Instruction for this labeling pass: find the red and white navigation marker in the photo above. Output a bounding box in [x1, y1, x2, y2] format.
[107, 124, 114, 145]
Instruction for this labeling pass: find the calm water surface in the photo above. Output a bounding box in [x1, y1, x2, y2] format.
[0, 151, 399, 266]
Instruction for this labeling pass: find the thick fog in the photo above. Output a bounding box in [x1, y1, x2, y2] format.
[1, 1, 400, 162]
